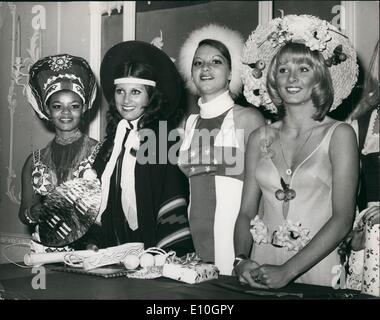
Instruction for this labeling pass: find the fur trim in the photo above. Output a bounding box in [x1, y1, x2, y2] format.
[178, 24, 244, 98]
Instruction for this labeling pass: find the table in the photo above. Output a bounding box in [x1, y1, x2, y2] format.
[0, 263, 373, 301]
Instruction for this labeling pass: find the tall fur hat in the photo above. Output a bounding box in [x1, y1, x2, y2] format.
[178, 24, 244, 98]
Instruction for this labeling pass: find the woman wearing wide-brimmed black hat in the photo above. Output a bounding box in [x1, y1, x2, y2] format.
[93, 41, 194, 256]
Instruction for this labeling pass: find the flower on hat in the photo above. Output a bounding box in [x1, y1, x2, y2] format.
[242, 14, 358, 114]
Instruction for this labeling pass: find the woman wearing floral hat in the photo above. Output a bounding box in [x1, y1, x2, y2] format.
[177, 24, 264, 275]
[92, 41, 194, 256]
[19, 54, 103, 251]
[233, 15, 359, 288]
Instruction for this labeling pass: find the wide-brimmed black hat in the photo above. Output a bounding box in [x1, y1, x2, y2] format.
[26, 54, 97, 120]
[100, 41, 181, 114]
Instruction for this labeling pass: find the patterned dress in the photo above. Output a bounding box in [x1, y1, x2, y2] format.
[178, 92, 245, 275]
[346, 108, 379, 296]
[31, 134, 102, 252]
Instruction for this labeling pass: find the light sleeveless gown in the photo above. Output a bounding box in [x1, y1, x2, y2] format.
[253, 122, 343, 287]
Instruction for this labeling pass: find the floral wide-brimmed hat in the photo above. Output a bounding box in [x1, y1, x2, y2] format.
[178, 24, 245, 98]
[242, 14, 358, 114]
[26, 54, 97, 120]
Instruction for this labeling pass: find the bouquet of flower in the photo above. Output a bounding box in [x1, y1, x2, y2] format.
[250, 216, 270, 244]
[271, 220, 311, 251]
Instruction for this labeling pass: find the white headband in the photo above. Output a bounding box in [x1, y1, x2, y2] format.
[114, 77, 156, 87]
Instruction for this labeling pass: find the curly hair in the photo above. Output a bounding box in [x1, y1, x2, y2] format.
[105, 61, 184, 139]
[266, 42, 334, 121]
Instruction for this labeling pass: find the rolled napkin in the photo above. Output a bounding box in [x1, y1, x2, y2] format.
[24, 249, 95, 266]
[24, 242, 144, 270]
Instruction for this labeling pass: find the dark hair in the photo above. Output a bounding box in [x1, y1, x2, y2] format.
[105, 61, 180, 139]
[45, 89, 86, 132]
[197, 39, 232, 70]
[267, 42, 334, 121]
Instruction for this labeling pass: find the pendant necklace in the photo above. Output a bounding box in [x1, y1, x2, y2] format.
[275, 126, 314, 204]
[278, 126, 315, 177]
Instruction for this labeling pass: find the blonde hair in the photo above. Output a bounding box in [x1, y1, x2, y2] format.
[267, 42, 334, 121]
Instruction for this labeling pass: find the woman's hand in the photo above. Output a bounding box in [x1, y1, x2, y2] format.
[351, 226, 366, 251]
[363, 205, 380, 227]
[250, 264, 293, 289]
[29, 202, 42, 222]
[234, 259, 268, 289]
[351, 206, 380, 251]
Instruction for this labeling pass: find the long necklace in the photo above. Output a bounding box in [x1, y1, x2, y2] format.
[278, 126, 314, 177]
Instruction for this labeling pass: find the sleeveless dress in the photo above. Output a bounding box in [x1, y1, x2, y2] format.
[178, 92, 245, 275]
[252, 122, 343, 286]
[30, 134, 102, 252]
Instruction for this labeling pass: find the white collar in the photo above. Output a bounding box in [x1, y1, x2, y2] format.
[129, 118, 140, 130]
[119, 117, 141, 131]
[198, 91, 234, 119]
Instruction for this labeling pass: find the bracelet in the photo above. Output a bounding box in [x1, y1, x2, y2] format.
[233, 254, 249, 268]
[24, 207, 38, 225]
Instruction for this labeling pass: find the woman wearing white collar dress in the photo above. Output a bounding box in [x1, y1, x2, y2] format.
[93, 41, 194, 256]
[178, 24, 265, 275]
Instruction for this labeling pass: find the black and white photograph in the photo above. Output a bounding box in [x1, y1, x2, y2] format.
[0, 0, 378, 308]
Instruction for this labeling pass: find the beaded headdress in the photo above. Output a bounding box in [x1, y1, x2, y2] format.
[26, 54, 97, 120]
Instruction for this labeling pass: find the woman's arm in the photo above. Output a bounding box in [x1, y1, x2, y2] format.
[18, 154, 41, 225]
[233, 129, 265, 286]
[253, 123, 359, 288]
[233, 105, 265, 147]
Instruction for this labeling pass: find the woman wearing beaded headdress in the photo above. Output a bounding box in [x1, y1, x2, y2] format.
[177, 24, 265, 275]
[19, 54, 103, 251]
[233, 15, 359, 288]
[92, 41, 194, 256]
